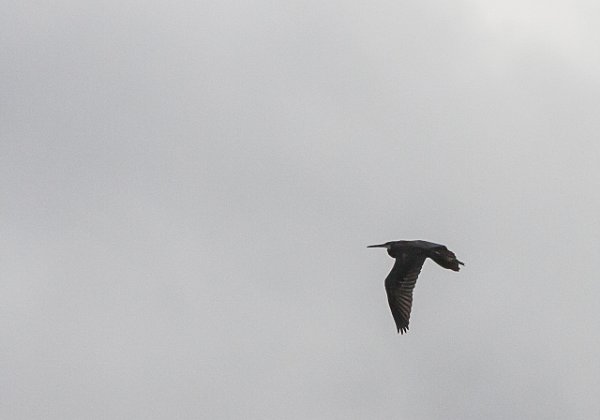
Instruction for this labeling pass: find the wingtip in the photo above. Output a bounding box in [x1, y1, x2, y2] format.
[397, 326, 409, 335]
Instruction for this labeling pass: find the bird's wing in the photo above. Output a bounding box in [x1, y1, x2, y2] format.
[385, 256, 427, 334]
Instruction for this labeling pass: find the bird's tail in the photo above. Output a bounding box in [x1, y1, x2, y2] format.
[430, 249, 464, 271]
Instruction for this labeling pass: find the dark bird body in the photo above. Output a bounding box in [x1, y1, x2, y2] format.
[368, 240, 464, 334]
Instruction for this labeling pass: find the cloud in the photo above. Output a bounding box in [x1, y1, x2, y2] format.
[2, 1, 599, 419]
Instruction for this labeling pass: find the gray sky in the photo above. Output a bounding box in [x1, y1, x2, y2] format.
[2, 1, 600, 419]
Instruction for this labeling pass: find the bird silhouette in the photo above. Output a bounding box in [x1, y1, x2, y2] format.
[368, 240, 464, 334]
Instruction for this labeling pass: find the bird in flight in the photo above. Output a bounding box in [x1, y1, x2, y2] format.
[368, 240, 464, 334]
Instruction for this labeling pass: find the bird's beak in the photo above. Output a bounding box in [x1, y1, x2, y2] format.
[367, 243, 388, 248]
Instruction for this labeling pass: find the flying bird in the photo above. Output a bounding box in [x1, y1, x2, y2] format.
[368, 240, 464, 334]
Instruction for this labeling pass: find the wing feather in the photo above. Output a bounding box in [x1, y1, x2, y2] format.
[385, 256, 426, 334]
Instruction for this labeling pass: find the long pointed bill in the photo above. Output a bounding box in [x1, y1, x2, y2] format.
[367, 243, 388, 248]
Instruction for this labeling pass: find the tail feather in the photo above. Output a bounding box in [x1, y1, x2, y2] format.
[430, 248, 464, 271]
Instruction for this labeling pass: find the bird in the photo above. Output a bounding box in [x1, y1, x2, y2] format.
[368, 240, 464, 334]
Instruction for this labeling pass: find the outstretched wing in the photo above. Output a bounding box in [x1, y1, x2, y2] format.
[384, 255, 427, 334]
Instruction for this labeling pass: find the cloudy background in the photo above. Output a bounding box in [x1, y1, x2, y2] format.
[2, 1, 600, 418]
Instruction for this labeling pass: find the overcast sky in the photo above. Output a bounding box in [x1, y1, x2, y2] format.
[2, 1, 600, 419]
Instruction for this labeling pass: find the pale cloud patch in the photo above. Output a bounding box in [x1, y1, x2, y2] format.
[470, 0, 600, 77]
